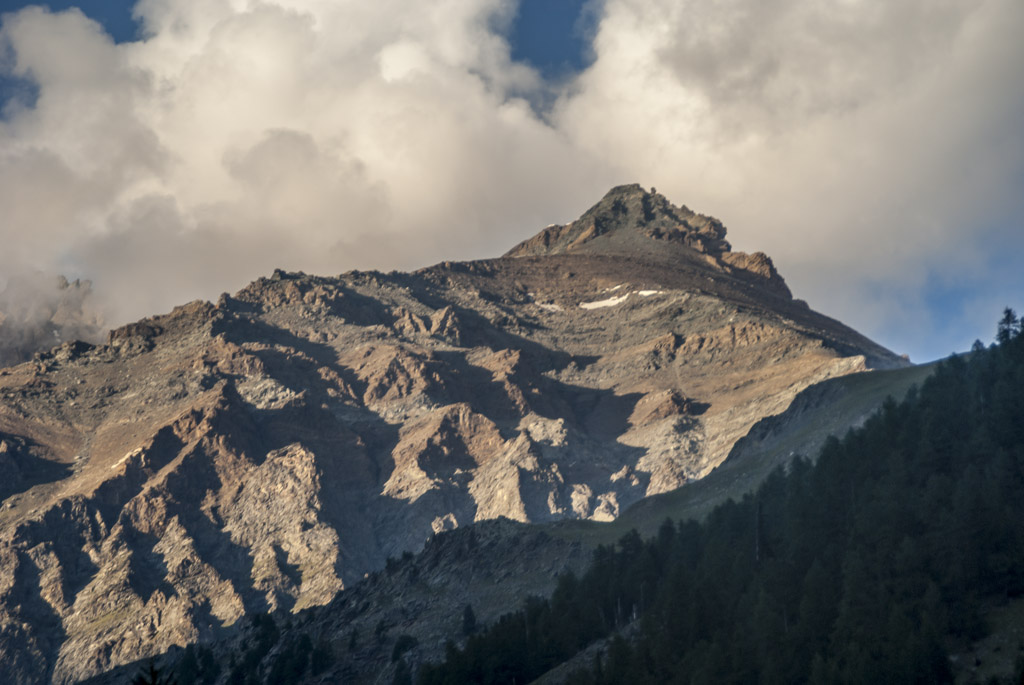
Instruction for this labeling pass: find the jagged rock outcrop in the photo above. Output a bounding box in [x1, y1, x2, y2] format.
[506, 184, 731, 258]
[505, 184, 792, 298]
[0, 185, 905, 683]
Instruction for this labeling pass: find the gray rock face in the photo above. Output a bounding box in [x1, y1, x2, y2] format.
[506, 184, 731, 258]
[0, 186, 905, 683]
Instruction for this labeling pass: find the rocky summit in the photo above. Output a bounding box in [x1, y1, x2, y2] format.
[0, 184, 904, 683]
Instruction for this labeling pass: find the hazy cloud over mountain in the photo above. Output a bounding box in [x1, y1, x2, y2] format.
[1, 0, 1022, 361]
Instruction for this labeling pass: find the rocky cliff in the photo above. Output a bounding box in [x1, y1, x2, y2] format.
[0, 185, 905, 683]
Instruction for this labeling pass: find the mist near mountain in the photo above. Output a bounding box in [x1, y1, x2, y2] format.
[1, 0, 1022, 361]
[0, 272, 104, 367]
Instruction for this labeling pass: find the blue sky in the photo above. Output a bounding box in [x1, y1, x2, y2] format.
[0, 0, 1022, 363]
[0, 0, 139, 41]
[0, 1, 134, 121]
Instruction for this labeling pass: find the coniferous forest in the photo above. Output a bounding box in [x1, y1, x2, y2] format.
[418, 310, 1024, 684]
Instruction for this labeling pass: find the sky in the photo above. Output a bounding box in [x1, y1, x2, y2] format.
[0, 0, 1022, 363]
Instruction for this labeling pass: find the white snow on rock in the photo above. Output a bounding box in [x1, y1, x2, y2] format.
[580, 288, 667, 309]
[580, 293, 630, 309]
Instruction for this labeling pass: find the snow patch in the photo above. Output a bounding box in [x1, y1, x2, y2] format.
[580, 294, 630, 309]
[580, 289, 667, 309]
[537, 303, 563, 312]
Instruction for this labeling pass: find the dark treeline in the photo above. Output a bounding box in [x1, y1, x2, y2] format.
[419, 309, 1024, 684]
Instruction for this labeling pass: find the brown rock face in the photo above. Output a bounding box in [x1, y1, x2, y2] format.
[0, 185, 905, 683]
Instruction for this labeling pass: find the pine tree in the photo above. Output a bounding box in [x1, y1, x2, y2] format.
[998, 307, 1019, 344]
[462, 603, 477, 636]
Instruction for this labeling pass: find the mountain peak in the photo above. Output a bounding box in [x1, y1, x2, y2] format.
[504, 183, 731, 258]
[502, 184, 795, 299]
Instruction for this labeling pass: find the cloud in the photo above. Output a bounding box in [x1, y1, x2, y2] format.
[0, 0, 1021, 362]
[0, 0, 611, 328]
[0, 271, 104, 366]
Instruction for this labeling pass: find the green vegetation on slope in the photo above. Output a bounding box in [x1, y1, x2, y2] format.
[420, 310, 1024, 684]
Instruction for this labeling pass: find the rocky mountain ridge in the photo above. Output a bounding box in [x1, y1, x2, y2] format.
[0, 184, 905, 682]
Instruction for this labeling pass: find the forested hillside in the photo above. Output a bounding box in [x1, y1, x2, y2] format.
[419, 310, 1024, 684]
